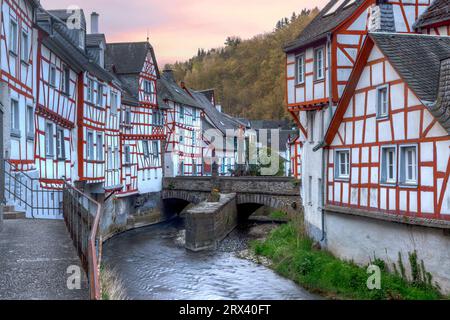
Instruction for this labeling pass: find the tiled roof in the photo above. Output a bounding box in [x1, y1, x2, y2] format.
[157, 72, 202, 109]
[106, 42, 159, 76]
[284, 0, 364, 52]
[47, 9, 87, 31]
[414, 0, 450, 29]
[86, 34, 105, 47]
[190, 90, 242, 134]
[429, 58, 450, 133]
[370, 33, 450, 103]
[36, 8, 114, 82]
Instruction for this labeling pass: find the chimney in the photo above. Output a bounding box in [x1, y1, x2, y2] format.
[91, 12, 99, 34]
[216, 105, 222, 113]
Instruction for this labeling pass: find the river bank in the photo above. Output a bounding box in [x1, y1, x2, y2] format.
[251, 223, 445, 300]
[101, 218, 319, 300]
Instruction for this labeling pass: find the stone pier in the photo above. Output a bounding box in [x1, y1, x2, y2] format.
[185, 194, 238, 251]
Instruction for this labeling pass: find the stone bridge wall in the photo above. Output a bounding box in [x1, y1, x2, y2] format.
[163, 177, 300, 196]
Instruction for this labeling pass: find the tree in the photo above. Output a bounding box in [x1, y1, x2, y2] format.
[225, 36, 242, 48]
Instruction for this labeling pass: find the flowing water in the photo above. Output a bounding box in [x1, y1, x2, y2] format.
[102, 218, 319, 300]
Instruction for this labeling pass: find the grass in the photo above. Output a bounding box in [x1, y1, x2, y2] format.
[252, 223, 444, 300]
[100, 265, 127, 300]
[269, 210, 288, 220]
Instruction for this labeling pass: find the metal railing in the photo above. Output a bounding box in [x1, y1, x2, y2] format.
[62, 183, 103, 300]
[3, 160, 62, 218]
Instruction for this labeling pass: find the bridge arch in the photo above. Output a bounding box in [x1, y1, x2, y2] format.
[236, 193, 299, 218]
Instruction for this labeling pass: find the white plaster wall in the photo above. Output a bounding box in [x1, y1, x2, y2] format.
[325, 211, 450, 295]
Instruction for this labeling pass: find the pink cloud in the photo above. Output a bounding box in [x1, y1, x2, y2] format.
[41, 0, 328, 66]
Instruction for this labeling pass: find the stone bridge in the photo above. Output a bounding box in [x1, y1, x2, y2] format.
[162, 176, 301, 215]
[162, 176, 302, 251]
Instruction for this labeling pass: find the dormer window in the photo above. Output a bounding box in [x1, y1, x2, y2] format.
[296, 54, 305, 84]
[314, 47, 325, 81]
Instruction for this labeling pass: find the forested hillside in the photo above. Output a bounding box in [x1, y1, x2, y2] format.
[166, 9, 319, 120]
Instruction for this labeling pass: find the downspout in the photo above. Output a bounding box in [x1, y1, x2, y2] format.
[321, 32, 333, 242]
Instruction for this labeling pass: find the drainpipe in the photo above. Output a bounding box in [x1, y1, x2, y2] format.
[321, 33, 333, 242]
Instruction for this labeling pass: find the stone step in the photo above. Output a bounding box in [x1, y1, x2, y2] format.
[3, 205, 16, 212]
[3, 211, 26, 220]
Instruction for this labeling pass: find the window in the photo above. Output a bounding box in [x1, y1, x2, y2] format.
[400, 146, 418, 185]
[10, 99, 20, 137]
[152, 141, 159, 159]
[179, 106, 185, 120]
[61, 65, 70, 95]
[26, 105, 34, 140]
[96, 134, 103, 161]
[179, 131, 184, 143]
[87, 132, 94, 160]
[21, 30, 28, 62]
[308, 176, 312, 205]
[308, 111, 315, 143]
[152, 110, 163, 126]
[124, 145, 131, 164]
[111, 92, 118, 115]
[143, 141, 150, 159]
[296, 54, 305, 84]
[87, 78, 94, 102]
[335, 150, 350, 180]
[9, 19, 18, 54]
[45, 123, 54, 157]
[193, 109, 198, 122]
[97, 84, 103, 106]
[114, 147, 119, 167]
[144, 80, 153, 94]
[124, 108, 132, 125]
[192, 131, 196, 144]
[49, 65, 57, 87]
[56, 128, 65, 159]
[381, 146, 397, 184]
[377, 86, 389, 118]
[314, 47, 325, 80]
[107, 147, 113, 169]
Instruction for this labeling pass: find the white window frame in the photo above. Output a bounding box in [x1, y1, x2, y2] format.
[124, 145, 131, 165]
[381, 145, 397, 185]
[179, 105, 185, 120]
[152, 141, 159, 160]
[335, 149, 351, 180]
[21, 29, 29, 62]
[45, 122, 54, 158]
[87, 78, 94, 102]
[111, 92, 118, 115]
[61, 65, 70, 95]
[295, 54, 305, 84]
[142, 140, 150, 159]
[96, 133, 104, 161]
[10, 99, 20, 137]
[26, 105, 34, 140]
[107, 147, 113, 169]
[376, 85, 389, 119]
[49, 64, 57, 88]
[9, 18, 18, 55]
[314, 47, 325, 81]
[97, 83, 103, 106]
[56, 127, 65, 160]
[400, 145, 418, 186]
[86, 131, 94, 160]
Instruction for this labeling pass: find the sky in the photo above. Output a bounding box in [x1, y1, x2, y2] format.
[41, 0, 327, 66]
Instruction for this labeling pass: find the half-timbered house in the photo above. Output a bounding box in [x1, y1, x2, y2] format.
[415, 0, 450, 35]
[322, 32, 450, 293]
[188, 88, 247, 176]
[106, 41, 165, 196]
[159, 70, 204, 177]
[1, 0, 39, 169]
[284, 0, 434, 240]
